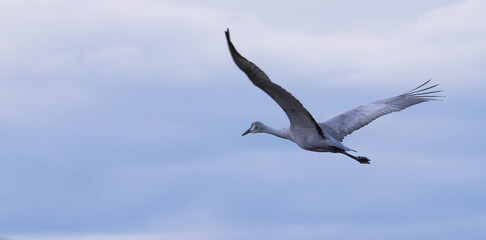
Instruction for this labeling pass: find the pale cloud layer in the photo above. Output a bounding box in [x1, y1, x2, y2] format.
[1, 0, 485, 87]
[0, 0, 485, 239]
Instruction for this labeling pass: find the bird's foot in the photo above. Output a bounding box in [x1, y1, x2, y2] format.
[356, 156, 371, 164]
[341, 151, 371, 164]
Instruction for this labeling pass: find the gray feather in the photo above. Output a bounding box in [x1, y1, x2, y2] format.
[320, 80, 443, 141]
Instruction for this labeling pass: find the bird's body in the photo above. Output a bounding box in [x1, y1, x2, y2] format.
[251, 121, 353, 152]
[225, 29, 442, 164]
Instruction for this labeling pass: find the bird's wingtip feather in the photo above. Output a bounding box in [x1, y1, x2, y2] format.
[225, 28, 230, 39]
[405, 80, 444, 102]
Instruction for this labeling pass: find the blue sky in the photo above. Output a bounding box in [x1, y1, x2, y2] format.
[1, 0, 485, 239]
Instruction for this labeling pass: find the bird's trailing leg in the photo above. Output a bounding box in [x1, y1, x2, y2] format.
[342, 151, 371, 164]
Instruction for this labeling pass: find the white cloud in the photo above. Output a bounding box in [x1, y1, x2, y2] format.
[247, 0, 486, 87]
[1, 0, 484, 88]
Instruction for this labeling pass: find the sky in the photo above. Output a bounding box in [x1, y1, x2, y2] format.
[1, 0, 485, 239]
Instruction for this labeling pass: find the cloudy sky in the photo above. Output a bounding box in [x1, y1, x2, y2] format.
[1, 0, 485, 239]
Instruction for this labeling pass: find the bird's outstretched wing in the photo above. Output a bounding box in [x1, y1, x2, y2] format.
[225, 29, 325, 137]
[319, 80, 443, 141]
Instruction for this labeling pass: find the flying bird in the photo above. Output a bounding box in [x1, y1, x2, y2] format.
[225, 29, 442, 164]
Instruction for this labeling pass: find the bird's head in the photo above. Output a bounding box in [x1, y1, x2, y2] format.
[242, 121, 264, 136]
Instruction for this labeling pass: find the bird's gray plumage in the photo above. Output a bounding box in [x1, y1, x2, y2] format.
[319, 80, 442, 142]
[225, 29, 442, 164]
[225, 30, 326, 138]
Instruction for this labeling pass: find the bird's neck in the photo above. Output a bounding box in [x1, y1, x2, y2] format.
[261, 124, 291, 140]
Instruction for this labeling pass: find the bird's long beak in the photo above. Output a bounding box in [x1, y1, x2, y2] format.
[242, 128, 251, 136]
